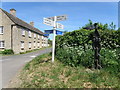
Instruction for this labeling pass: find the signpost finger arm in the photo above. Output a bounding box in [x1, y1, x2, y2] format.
[43, 15, 67, 63]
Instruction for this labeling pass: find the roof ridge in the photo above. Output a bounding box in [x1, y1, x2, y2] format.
[1, 8, 44, 35]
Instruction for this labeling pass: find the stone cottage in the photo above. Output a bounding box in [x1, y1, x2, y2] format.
[0, 8, 48, 54]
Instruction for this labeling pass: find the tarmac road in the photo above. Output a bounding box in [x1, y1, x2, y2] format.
[0, 48, 52, 88]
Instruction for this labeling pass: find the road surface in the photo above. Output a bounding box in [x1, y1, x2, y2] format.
[0, 48, 52, 88]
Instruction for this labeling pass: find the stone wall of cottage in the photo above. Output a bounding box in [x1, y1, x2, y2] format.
[13, 25, 45, 53]
[0, 9, 14, 51]
[0, 9, 48, 54]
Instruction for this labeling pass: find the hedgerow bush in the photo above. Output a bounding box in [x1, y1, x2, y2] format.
[2, 49, 14, 55]
[56, 29, 120, 50]
[99, 30, 120, 49]
[55, 29, 120, 76]
[56, 29, 92, 49]
[56, 46, 91, 67]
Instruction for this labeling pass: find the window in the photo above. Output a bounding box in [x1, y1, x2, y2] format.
[34, 41, 36, 48]
[34, 33, 36, 38]
[42, 36, 44, 41]
[29, 42, 31, 49]
[0, 26, 3, 34]
[44, 37, 46, 41]
[42, 36, 44, 39]
[37, 42, 40, 47]
[21, 28, 25, 36]
[28, 31, 32, 37]
[0, 41, 5, 48]
[45, 37, 48, 42]
[42, 42, 44, 47]
[38, 35, 40, 39]
[21, 41, 24, 49]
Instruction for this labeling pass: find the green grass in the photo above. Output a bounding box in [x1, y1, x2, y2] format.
[12, 53, 120, 88]
[0, 47, 51, 56]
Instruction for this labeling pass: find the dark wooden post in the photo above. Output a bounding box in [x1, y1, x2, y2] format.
[93, 23, 101, 69]
[84, 23, 102, 69]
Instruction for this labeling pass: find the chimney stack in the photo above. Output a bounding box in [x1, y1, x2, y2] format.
[30, 22, 34, 27]
[10, 9, 16, 16]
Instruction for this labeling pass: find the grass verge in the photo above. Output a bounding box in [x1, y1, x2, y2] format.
[9, 53, 120, 88]
[0, 47, 51, 56]
[19, 47, 51, 54]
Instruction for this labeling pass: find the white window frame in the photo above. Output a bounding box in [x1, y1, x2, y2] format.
[21, 28, 25, 36]
[34, 33, 36, 38]
[34, 41, 36, 47]
[45, 37, 47, 41]
[42, 42, 44, 47]
[21, 41, 24, 49]
[37, 42, 40, 47]
[0, 26, 4, 34]
[38, 35, 40, 39]
[29, 42, 31, 49]
[42, 36, 44, 42]
[0, 41, 5, 48]
[28, 31, 32, 37]
[42, 36, 44, 39]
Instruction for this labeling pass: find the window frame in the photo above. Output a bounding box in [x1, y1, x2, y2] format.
[29, 42, 32, 49]
[34, 33, 36, 38]
[28, 31, 32, 37]
[37, 42, 40, 47]
[21, 41, 24, 49]
[38, 35, 40, 40]
[0, 26, 4, 34]
[34, 41, 36, 48]
[21, 28, 25, 36]
[0, 41, 5, 48]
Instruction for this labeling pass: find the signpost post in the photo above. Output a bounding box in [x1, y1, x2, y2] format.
[43, 15, 67, 63]
[52, 16, 57, 63]
[84, 23, 101, 69]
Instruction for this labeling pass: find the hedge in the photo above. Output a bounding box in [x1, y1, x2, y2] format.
[55, 29, 120, 76]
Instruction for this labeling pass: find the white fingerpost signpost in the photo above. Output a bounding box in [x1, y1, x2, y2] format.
[43, 15, 67, 63]
[52, 16, 57, 63]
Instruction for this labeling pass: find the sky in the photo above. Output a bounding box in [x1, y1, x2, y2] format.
[1, 2, 118, 39]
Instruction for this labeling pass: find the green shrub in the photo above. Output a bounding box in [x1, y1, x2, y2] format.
[99, 30, 120, 49]
[0, 51, 2, 54]
[20, 52, 26, 54]
[56, 29, 120, 51]
[55, 28, 120, 79]
[56, 46, 94, 68]
[2, 49, 14, 55]
[56, 29, 93, 50]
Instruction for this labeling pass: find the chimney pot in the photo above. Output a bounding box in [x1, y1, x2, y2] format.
[10, 9, 16, 16]
[30, 22, 34, 26]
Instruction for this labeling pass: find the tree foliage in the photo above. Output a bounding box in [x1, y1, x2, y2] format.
[82, 20, 116, 30]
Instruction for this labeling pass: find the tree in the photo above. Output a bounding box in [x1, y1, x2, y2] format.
[82, 19, 94, 29]
[48, 39, 52, 46]
[109, 22, 116, 30]
[103, 23, 109, 30]
[63, 30, 68, 34]
[98, 23, 109, 30]
[118, 28, 120, 31]
[82, 20, 116, 31]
